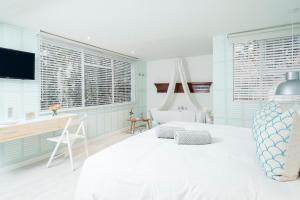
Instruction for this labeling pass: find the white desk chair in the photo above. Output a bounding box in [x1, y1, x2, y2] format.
[46, 114, 89, 171]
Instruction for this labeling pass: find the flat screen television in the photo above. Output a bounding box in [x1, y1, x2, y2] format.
[0, 47, 35, 80]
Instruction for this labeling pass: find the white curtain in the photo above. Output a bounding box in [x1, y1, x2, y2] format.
[159, 60, 179, 110]
[158, 58, 203, 112]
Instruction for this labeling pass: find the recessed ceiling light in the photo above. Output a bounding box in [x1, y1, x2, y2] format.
[130, 50, 135, 54]
[87, 36, 91, 41]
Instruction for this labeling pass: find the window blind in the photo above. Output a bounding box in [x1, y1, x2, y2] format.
[84, 52, 113, 106]
[233, 34, 300, 101]
[40, 36, 134, 110]
[40, 39, 83, 110]
[113, 60, 132, 103]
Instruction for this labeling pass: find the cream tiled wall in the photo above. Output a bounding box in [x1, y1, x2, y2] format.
[213, 34, 263, 127]
[0, 23, 147, 168]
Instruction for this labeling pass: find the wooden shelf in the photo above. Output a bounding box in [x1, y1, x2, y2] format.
[154, 82, 212, 93]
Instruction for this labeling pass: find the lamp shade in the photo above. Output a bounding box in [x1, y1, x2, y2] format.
[275, 72, 300, 95]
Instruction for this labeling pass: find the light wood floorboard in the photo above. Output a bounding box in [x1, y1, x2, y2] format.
[0, 132, 133, 200]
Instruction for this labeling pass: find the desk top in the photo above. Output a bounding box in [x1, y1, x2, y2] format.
[0, 113, 78, 143]
[0, 114, 77, 129]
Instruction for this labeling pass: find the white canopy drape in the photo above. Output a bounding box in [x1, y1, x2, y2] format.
[159, 58, 203, 111]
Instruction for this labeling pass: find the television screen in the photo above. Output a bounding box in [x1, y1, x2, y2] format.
[0, 47, 35, 80]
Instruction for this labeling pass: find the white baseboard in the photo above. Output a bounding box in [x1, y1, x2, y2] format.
[0, 126, 130, 173]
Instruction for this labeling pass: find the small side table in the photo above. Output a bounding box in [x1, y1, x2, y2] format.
[128, 118, 151, 134]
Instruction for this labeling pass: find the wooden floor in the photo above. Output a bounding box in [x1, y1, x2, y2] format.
[0, 132, 133, 200]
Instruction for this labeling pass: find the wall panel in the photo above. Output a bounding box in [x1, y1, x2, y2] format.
[212, 34, 263, 128]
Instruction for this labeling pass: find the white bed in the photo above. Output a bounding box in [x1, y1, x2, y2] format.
[75, 122, 300, 200]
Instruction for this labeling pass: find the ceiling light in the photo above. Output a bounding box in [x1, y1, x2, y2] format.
[130, 50, 135, 54]
[275, 72, 300, 95]
[275, 9, 300, 96]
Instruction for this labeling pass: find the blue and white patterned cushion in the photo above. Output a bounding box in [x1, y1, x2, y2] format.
[252, 102, 282, 141]
[254, 107, 300, 181]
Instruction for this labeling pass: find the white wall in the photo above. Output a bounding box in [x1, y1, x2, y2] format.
[0, 23, 147, 168]
[146, 55, 213, 112]
[212, 34, 266, 127]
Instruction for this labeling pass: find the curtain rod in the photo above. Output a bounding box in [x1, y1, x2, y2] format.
[40, 30, 139, 60]
[228, 22, 300, 37]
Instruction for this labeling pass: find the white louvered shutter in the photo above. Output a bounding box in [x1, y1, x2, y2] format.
[40, 34, 134, 110]
[84, 52, 113, 106]
[233, 35, 300, 101]
[113, 60, 132, 103]
[40, 39, 83, 110]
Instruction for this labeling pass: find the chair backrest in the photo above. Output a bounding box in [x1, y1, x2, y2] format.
[59, 117, 73, 139]
[61, 113, 87, 137]
[63, 118, 73, 132]
[67, 113, 86, 127]
[74, 113, 87, 136]
[79, 113, 88, 122]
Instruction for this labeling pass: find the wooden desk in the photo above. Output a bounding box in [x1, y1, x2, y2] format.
[128, 118, 151, 134]
[0, 114, 78, 143]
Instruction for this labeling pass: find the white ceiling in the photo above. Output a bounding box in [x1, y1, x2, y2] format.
[0, 0, 299, 60]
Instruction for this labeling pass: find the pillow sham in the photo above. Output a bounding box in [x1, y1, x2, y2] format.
[252, 102, 282, 141]
[155, 126, 185, 139]
[255, 108, 300, 181]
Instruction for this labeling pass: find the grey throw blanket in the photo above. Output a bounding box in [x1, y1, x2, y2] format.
[174, 130, 212, 145]
[155, 126, 185, 139]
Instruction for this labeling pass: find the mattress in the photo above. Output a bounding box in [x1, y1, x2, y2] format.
[75, 122, 300, 200]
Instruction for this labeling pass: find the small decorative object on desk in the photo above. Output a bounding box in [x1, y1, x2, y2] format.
[49, 103, 60, 116]
[129, 108, 134, 119]
[25, 112, 35, 120]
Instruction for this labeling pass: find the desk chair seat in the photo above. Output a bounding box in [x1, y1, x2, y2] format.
[47, 134, 86, 143]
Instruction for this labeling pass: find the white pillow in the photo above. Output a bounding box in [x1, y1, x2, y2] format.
[255, 108, 300, 181]
[155, 126, 185, 139]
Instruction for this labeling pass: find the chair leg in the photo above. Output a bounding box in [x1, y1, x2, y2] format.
[46, 118, 71, 169]
[64, 148, 68, 158]
[84, 138, 89, 158]
[147, 120, 151, 129]
[130, 121, 133, 133]
[81, 124, 89, 158]
[47, 140, 61, 168]
[67, 142, 74, 171]
[132, 121, 136, 134]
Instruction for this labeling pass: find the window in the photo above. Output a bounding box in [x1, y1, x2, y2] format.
[40, 37, 134, 110]
[233, 35, 300, 101]
[40, 39, 83, 110]
[84, 52, 113, 106]
[113, 60, 132, 103]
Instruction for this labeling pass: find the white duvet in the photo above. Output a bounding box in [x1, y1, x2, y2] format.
[75, 122, 300, 200]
